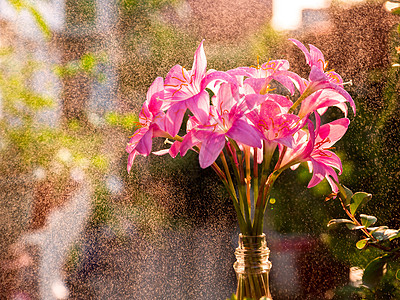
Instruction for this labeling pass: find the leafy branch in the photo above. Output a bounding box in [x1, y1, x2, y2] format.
[327, 183, 400, 291]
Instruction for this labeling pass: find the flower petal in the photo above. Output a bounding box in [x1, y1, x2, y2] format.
[199, 133, 226, 168]
[165, 102, 187, 137]
[186, 90, 210, 125]
[191, 40, 207, 87]
[307, 158, 326, 188]
[127, 151, 138, 173]
[226, 119, 262, 148]
[135, 128, 153, 155]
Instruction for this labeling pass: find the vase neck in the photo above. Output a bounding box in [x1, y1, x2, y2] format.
[237, 234, 267, 249]
[234, 234, 271, 275]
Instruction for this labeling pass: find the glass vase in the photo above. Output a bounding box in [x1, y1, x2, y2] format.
[233, 234, 272, 300]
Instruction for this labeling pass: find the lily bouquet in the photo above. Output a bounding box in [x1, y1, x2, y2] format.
[126, 39, 355, 299]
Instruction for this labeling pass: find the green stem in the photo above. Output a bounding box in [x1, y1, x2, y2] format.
[253, 147, 259, 221]
[253, 170, 283, 235]
[244, 147, 252, 220]
[287, 87, 314, 115]
[219, 152, 250, 234]
[226, 141, 251, 228]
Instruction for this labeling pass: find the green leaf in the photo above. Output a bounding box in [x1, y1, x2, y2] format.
[363, 255, 390, 289]
[396, 269, 400, 281]
[346, 224, 365, 230]
[338, 184, 353, 206]
[350, 192, 372, 215]
[327, 219, 356, 227]
[388, 229, 400, 241]
[360, 214, 377, 228]
[356, 238, 369, 250]
[370, 227, 400, 241]
[369, 226, 389, 241]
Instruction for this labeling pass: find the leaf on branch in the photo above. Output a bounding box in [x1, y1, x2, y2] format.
[327, 219, 356, 227]
[346, 224, 365, 230]
[363, 255, 390, 289]
[356, 238, 369, 250]
[369, 226, 389, 241]
[360, 214, 377, 228]
[369, 228, 400, 241]
[388, 229, 400, 241]
[338, 184, 353, 206]
[350, 192, 372, 215]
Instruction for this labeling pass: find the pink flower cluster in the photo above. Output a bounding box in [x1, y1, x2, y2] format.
[126, 39, 355, 192]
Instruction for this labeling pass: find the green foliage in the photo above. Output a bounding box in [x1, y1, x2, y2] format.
[250, 25, 286, 60]
[105, 112, 138, 131]
[329, 184, 400, 296]
[363, 254, 390, 290]
[53, 52, 106, 81]
[360, 214, 378, 228]
[350, 192, 372, 215]
[8, 0, 52, 40]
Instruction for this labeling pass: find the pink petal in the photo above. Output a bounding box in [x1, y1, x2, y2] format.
[325, 167, 340, 192]
[244, 94, 267, 110]
[165, 101, 187, 137]
[164, 65, 194, 101]
[169, 141, 181, 158]
[199, 133, 226, 168]
[226, 119, 262, 148]
[307, 158, 326, 188]
[135, 128, 153, 155]
[147, 77, 164, 106]
[127, 151, 138, 173]
[186, 90, 210, 125]
[312, 151, 343, 174]
[271, 73, 296, 95]
[191, 40, 207, 87]
[317, 118, 350, 148]
[289, 39, 312, 66]
[200, 71, 237, 91]
[214, 83, 236, 113]
[308, 44, 326, 70]
[180, 131, 200, 156]
[243, 78, 267, 94]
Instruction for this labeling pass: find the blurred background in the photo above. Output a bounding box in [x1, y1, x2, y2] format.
[0, 0, 400, 299]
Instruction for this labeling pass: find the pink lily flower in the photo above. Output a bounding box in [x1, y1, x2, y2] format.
[298, 89, 350, 119]
[280, 115, 350, 192]
[228, 59, 296, 95]
[186, 83, 263, 168]
[164, 40, 237, 137]
[246, 94, 301, 148]
[126, 77, 167, 172]
[287, 39, 356, 116]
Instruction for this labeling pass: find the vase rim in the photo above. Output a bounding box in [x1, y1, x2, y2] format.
[238, 233, 266, 238]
